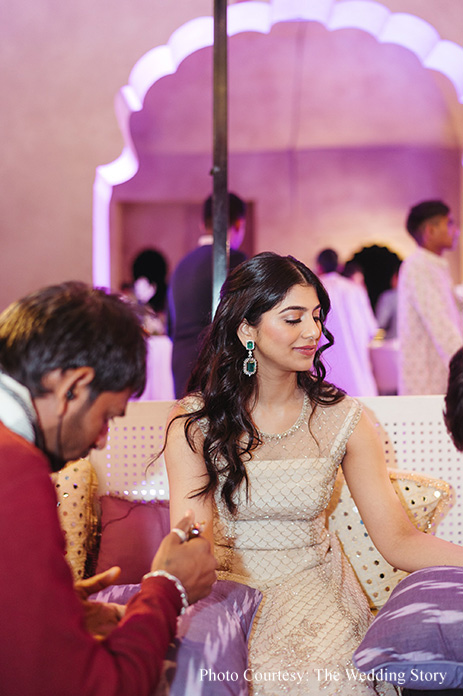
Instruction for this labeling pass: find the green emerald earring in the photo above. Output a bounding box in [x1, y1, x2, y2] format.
[243, 340, 257, 376]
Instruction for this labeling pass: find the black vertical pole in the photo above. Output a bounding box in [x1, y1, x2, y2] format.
[212, 0, 228, 317]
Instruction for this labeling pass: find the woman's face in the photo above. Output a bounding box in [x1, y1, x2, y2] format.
[240, 283, 323, 377]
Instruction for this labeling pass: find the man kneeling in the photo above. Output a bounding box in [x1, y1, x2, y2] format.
[0, 282, 217, 696]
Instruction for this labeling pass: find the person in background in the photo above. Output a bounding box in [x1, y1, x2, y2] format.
[316, 248, 378, 396]
[168, 192, 247, 399]
[445, 346, 463, 451]
[342, 258, 367, 288]
[132, 248, 169, 335]
[375, 261, 401, 340]
[0, 281, 217, 696]
[397, 200, 463, 395]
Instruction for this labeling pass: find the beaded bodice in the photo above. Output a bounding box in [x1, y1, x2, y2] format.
[181, 393, 362, 584]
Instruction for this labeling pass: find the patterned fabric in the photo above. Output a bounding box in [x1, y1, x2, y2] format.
[51, 459, 99, 580]
[157, 580, 263, 696]
[182, 394, 397, 695]
[353, 565, 463, 690]
[397, 247, 463, 395]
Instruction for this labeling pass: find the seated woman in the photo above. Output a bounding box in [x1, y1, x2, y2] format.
[164, 252, 463, 695]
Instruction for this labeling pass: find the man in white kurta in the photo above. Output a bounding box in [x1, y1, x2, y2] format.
[397, 200, 463, 395]
[317, 249, 378, 397]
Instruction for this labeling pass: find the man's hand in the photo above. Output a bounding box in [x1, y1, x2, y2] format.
[75, 566, 122, 601]
[75, 567, 126, 640]
[150, 511, 217, 605]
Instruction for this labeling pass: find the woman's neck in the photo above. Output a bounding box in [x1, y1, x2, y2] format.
[249, 374, 305, 434]
[254, 369, 300, 405]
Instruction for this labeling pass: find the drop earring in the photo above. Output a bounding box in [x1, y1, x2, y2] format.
[243, 340, 257, 376]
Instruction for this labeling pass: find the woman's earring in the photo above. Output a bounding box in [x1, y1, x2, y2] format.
[243, 340, 257, 376]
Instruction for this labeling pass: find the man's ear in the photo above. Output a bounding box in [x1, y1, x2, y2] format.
[237, 320, 256, 348]
[60, 367, 95, 410]
[422, 220, 436, 246]
[42, 367, 96, 416]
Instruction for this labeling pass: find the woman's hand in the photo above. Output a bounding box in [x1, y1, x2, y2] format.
[150, 510, 217, 604]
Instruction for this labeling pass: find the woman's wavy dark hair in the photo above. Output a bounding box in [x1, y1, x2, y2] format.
[175, 252, 344, 514]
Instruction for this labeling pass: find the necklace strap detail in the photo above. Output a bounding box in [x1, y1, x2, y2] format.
[259, 393, 310, 440]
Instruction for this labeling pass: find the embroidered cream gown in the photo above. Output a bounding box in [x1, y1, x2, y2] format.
[183, 394, 397, 695]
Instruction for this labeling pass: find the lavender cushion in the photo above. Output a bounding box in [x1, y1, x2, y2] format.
[158, 579, 262, 695]
[92, 580, 262, 696]
[95, 496, 170, 584]
[90, 582, 140, 604]
[353, 566, 463, 690]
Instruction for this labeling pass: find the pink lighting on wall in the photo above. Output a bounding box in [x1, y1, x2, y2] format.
[93, 0, 463, 288]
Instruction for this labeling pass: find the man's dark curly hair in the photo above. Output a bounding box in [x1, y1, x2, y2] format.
[0, 281, 147, 400]
[406, 200, 450, 243]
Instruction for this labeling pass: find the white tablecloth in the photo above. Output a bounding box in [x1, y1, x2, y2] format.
[369, 338, 399, 396]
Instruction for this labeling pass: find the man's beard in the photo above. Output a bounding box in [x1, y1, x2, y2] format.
[43, 413, 90, 472]
[45, 448, 69, 473]
[32, 417, 68, 472]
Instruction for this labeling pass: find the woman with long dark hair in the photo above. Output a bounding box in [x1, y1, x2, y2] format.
[165, 252, 463, 695]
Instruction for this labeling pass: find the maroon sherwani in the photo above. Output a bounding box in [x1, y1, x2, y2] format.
[0, 422, 180, 696]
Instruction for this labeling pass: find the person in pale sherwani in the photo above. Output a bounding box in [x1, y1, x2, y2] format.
[397, 200, 463, 395]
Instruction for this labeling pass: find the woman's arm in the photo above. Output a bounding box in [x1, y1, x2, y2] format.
[164, 403, 215, 546]
[342, 410, 463, 572]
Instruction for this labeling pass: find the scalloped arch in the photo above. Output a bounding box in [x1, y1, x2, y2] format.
[93, 0, 463, 286]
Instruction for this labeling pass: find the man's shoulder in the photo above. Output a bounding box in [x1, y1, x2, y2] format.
[400, 249, 449, 283]
[0, 422, 45, 465]
[0, 422, 51, 497]
[402, 247, 441, 267]
[170, 247, 211, 288]
[172, 246, 211, 274]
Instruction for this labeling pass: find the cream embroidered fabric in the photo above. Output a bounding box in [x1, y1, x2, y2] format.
[51, 458, 98, 580]
[397, 247, 463, 395]
[182, 394, 396, 695]
[328, 468, 454, 610]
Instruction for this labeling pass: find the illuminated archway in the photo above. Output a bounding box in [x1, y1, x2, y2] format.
[93, 0, 463, 287]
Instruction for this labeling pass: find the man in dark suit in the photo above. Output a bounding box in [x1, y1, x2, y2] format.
[168, 192, 247, 398]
